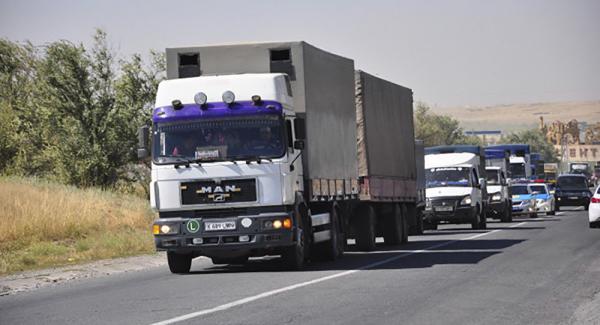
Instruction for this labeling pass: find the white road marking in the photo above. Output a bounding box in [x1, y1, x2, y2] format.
[150, 221, 528, 325]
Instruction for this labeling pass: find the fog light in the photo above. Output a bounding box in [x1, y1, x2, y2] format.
[239, 235, 250, 242]
[241, 217, 252, 228]
[264, 220, 273, 229]
[273, 220, 282, 229]
[283, 218, 292, 229]
[160, 225, 171, 234]
[153, 224, 160, 235]
[192, 238, 203, 245]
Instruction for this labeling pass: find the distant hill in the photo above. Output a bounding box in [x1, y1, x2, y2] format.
[433, 101, 600, 133]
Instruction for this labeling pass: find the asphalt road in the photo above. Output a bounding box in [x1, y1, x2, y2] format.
[2, 208, 599, 325]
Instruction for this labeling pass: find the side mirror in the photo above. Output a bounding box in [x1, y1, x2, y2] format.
[137, 125, 150, 160]
[531, 191, 539, 196]
[293, 118, 306, 140]
[293, 140, 305, 150]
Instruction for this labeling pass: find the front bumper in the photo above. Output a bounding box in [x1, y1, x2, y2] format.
[512, 201, 535, 215]
[153, 212, 295, 257]
[556, 196, 590, 207]
[487, 201, 506, 217]
[425, 198, 476, 224]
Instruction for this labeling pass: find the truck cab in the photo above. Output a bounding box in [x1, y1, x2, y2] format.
[145, 73, 309, 272]
[487, 144, 531, 181]
[424, 151, 487, 229]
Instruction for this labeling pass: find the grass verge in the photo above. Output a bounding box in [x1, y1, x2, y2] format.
[0, 177, 155, 275]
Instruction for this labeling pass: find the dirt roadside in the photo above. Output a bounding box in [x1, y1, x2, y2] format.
[0, 253, 167, 296]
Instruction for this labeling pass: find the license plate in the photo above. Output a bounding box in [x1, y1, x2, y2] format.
[204, 221, 236, 231]
[435, 206, 454, 212]
[568, 196, 579, 200]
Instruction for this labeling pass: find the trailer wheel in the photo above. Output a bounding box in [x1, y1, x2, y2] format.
[356, 204, 377, 251]
[409, 207, 424, 235]
[400, 204, 409, 244]
[383, 204, 402, 245]
[167, 252, 192, 274]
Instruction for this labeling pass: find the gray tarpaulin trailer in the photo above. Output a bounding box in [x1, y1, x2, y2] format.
[163, 41, 419, 254]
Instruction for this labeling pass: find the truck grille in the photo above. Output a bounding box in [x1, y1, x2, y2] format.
[181, 179, 257, 205]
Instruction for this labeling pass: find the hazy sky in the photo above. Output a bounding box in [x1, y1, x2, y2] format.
[1, 0, 599, 107]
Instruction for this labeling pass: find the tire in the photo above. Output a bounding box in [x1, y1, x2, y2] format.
[479, 206, 487, 229]
[316, 206, 344, 261]
[211, 256, 248, 265]
[555, 204, 560, 211]
[531, 212, 538, 218]
[281, 208, 309, 270]
[356, 204, 377, 251]
[500, 203, 512, 222]
[383, 204, 402, 245]
[167, 252, 192, 274]
[408, 207, 424, 235]
[585, 205, 589, 211]
[424, 221, 438, 230]
[401, 204, 409, 244]
[471, 206, 481, 229]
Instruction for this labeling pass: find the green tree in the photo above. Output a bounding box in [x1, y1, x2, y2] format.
[414, 102, 478, 146]
[500, 129, 558, 162]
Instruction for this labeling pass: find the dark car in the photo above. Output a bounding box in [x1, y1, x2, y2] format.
[555, 174, 592, 211]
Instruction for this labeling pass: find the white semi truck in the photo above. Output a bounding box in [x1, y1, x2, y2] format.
[423, 146, 488, 230]
[138, 42, 419, 273]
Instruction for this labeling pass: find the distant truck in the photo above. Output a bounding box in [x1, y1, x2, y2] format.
[139, 42, 419, 273]
[487, 144, 531, 180]
[484, 149, 511, 222]
[424, 145, 488, 229]
[569, 162, 591, 183]
[530, 153, 545, 180]
[544, 163, 559, 183]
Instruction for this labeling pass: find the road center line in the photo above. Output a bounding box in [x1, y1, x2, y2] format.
[150, 221, 528, 325]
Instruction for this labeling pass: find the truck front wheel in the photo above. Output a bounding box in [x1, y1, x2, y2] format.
[167, 252, 192, 274]
[281, 209, 309, 270]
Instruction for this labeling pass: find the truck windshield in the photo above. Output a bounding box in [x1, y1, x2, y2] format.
[485, 170, 499, 185]
[152, 115, 285, 163]
[426, 167, 471, 188]
[509, 163, 526, 179]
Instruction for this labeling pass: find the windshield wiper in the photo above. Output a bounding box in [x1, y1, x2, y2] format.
[174, 158, 203, 169]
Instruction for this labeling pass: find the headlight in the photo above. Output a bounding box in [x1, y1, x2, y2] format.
[153, 223, 180, 235]
[491, 193, 502, 201]
[460, 195, 472, 206]
[536, 199, 545, 205]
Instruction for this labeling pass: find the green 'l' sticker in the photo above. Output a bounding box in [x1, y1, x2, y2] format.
[187, 220, 200, 233]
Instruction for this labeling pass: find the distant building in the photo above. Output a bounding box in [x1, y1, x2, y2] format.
[464, 130, 502, 145]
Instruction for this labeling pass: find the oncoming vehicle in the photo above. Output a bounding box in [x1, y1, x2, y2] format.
[555, 174, 592, 211]
[528, 183, 555, 215]
[485, 166, 511, 222]
[510, 184, 537, 217]
[589, 185, 600, 228]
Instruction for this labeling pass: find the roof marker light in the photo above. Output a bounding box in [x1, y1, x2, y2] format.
[172, 99, 184, 110]
[194, 92, 208, 108]
[222, 91, 235, 105]
[251, 95, 262, 105]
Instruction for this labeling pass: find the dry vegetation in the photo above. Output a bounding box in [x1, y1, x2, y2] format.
[435, 101, 600, 132]
[0, 177, 155, 275]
